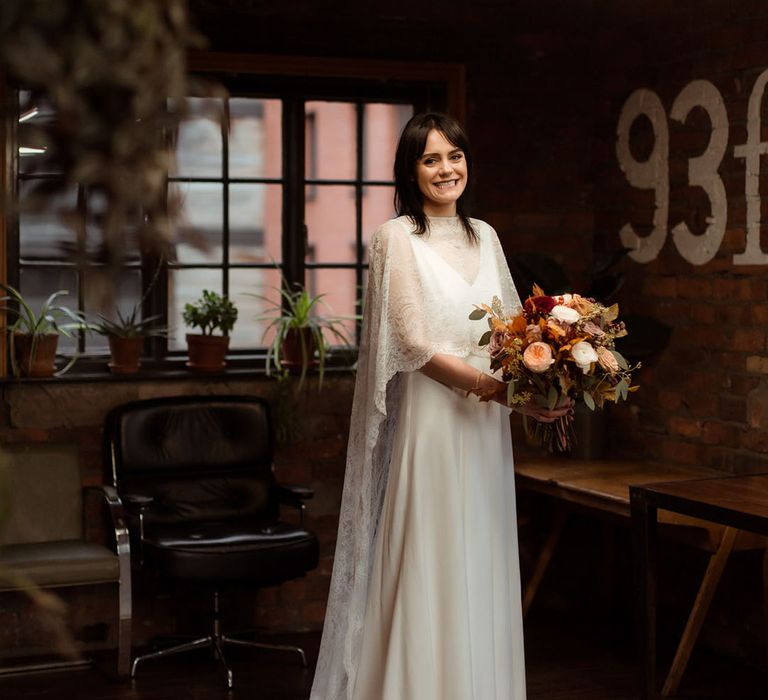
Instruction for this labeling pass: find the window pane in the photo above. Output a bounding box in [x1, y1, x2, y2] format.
[171, 97, 223, 178]
[18, 93, 60, 175]
[18, 268, 79, 355]
[85, 189, 141, 261]
[229, 267, 284, 350]
[19, 182, 77, 261]
[362, 185, 396, 263]
[83, 269, 142, 354]
[229, 98, 282, 179]
[363, 103, 413, 181]
[305, 101, 356, 181]
[167, 269, 222, 351]
[171, 182, 223, 264]
[230, 184, 283, 264]
[307, 267, 358, 344]
[306, 185, 356, 264]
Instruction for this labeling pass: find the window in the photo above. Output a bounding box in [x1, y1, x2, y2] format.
[7, 54, 463, 370]
[167, 97, 412, 352]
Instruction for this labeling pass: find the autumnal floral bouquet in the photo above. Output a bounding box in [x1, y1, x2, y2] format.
[470, 285, 639, 451]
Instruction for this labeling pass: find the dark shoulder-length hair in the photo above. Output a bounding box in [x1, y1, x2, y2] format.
[393, 112, 477, 242]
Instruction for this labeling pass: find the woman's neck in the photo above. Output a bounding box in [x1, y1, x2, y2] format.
[423, 203, 457, 218]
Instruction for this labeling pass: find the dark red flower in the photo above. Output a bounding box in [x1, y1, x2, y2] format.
[524, 295, 557, 316]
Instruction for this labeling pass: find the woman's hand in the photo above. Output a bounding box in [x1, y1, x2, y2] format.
[514, 398, 574, 423]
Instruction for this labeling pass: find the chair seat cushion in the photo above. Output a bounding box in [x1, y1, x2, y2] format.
[0, 540, 119, 589]
[143, 520, 319, 584]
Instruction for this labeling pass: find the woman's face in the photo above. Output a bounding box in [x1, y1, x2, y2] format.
[415, 129, 467, 216]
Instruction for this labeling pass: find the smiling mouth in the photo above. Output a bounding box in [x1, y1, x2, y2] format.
[434, 179, 459, 189]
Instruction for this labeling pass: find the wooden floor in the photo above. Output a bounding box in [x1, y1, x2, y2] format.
[0, 613, 765, 699]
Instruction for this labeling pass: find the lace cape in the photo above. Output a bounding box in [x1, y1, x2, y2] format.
[310, 216, 520, 700]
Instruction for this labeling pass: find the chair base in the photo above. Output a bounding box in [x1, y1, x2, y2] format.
[131, 633, 307, 689]
[130, 592, 307, 689]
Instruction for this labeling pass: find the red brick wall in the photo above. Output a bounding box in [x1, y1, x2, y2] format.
[590, 2, 768, 473]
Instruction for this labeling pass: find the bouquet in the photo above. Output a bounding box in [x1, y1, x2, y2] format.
[470, 285, 639, 451]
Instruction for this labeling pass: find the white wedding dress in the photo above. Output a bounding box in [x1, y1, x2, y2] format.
[311, 215, 526, 700]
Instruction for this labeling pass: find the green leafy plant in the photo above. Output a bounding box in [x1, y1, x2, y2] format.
[182, 290, 238, 335]
[250, 281, 358, 390]
[0, 284, 88, 376]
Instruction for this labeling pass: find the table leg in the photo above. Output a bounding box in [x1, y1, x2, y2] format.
[662, 527, 737, 696]
[522, 507, 567, 617]
[631, 487, 658, 700]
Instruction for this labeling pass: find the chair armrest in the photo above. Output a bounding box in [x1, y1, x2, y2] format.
[82, 485, 131, 560]
[121, 493, 155, 512]
[275, 483, 314, 527]
[275, 483, 315, 503]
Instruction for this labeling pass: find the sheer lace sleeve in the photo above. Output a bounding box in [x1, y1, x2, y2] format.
[310, 218, 446, 700]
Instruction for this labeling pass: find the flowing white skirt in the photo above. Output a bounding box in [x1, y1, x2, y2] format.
[351, 357, 527, 700]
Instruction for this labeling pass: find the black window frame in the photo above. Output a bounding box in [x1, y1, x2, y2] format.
[2, 54, 465, 376]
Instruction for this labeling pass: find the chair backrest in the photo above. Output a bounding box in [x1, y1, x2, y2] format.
[105, 396, 277, 525]
[0, 444, 82, 545]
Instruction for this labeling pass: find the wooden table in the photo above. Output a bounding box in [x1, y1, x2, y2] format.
[515, 457, 766, 696]
[631, 474, 768, 699]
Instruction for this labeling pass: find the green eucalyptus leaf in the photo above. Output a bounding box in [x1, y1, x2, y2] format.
[583, 391, 596, 411]
[469, 308, 487, 320]
[547, 385, 558, 410]
[479, 330, 492, 347]
[610, 349, 629, 370]
[618, 379, 629, 401]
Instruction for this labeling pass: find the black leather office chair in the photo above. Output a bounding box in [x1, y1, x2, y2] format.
[104, 395, 319, 688]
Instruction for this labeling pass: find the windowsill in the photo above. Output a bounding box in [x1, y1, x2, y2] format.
[0, 352, 358, 384]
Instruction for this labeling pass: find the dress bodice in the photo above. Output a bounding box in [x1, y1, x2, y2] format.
[401, 216, 504, 358]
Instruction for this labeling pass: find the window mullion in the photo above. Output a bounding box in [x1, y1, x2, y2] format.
[282, 97, 305, 290]
[355, 102, 364, 346]
[222, 97, 230, 297]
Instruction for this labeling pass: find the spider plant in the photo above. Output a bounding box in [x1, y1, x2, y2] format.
[250, 281, 358, 390]
[0, 284, 88, 376]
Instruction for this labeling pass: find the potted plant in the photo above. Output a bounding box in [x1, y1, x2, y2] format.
[0, 285, 87, 377]
[89, 303, 168, 375]
[182, 290, 238, 372]
[253, 282, 357, 390]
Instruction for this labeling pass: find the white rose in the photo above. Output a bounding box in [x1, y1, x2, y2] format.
[551, 304, 580, 324]
[571, 341, 598, 372]
[558, 293, 573, 304]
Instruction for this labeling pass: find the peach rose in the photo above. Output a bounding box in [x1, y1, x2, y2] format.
[596, 346, 619, 373]
[523, 341, 555, 373]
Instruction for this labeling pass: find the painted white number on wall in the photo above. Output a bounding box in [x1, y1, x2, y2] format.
[669, 80, 728, 266]
[616, 89, 669, 264]
[616, 81, 729, 265]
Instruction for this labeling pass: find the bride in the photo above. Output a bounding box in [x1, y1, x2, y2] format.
[310, 113, 569, 700]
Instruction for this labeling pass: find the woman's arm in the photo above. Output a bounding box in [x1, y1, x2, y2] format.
[420, 353, 572, 423]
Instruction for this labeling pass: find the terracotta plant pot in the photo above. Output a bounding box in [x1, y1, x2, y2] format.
[186, 333, 229, 372]
[280, 327, 318, 373]
[12, 333, 59, 377]
[108, 336, 144, 375]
